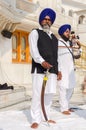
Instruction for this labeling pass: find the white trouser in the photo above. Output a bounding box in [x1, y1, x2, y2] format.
[31, 73, 56, 124]
[58, 87, 74, 112]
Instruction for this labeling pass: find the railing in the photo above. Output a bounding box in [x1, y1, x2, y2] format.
[73, 0, 86, 4]
[75, 43, 86, 69]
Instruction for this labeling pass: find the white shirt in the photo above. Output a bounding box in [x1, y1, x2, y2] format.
[58, 38, 76, 88]
[29, 27, 57, 93]
[29, 27, 52, 64]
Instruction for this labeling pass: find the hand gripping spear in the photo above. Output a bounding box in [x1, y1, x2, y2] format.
[41, 69, 50, 126]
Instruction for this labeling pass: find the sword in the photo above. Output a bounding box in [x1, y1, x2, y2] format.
[41, 69, 50, 126]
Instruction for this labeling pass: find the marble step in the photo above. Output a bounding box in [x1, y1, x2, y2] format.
[0, 87, 31, 109]
[0, 100, 31, 111]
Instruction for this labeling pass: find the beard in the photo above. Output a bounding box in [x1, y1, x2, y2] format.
[42, 24, 51, 33]
[61, 34, 70, 42]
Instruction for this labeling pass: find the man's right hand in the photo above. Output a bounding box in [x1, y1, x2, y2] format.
[41, 61, 53, 69]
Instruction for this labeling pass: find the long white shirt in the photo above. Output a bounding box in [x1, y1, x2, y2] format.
[58, 38, 76, 89]
[29, 28, 52, 65]
[29, 28, 57, 93]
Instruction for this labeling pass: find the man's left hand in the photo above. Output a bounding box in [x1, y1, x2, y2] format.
[57, 71, 62, 80]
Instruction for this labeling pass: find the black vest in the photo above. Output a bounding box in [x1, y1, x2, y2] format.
[31, 29, 58, 74]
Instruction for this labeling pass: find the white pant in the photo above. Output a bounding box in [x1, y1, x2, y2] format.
[58, 87, 74, 112]
[31, 73, 56, 123]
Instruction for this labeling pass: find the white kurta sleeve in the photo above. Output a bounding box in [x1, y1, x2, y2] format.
[58, 41, 62, 71]
[29, 30, 45, 64]
[58, 53, 62, 71]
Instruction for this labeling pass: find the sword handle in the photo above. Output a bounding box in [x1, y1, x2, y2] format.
[44, 69, 49, 77]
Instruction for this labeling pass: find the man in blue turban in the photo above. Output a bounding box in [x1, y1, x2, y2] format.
[39, 8, 56, 25]
[57, 24, 76, 115]
[38, 8, 56, 34]
[58, 24, 71, 35]
[29, 8, 61, 128]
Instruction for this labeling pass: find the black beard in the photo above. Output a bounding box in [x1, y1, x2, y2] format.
[61, 35, 69, 42]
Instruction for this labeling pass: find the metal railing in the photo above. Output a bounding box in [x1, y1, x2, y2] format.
[75, 43, 86, 69]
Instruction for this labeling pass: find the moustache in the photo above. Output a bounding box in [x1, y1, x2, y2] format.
[42, 24, 51, 29]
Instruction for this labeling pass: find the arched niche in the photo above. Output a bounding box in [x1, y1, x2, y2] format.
[78, 15, 85, 24]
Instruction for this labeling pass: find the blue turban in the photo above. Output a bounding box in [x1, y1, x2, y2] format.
[58, 24, 71, 36]
[39, 8, 56, 25]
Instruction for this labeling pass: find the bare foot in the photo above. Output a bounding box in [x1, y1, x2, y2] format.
[31, 123, 39, 129]
[62, 111, 71, 115]
[69, 108, 74, 112]
[48, 120, 56, 124]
